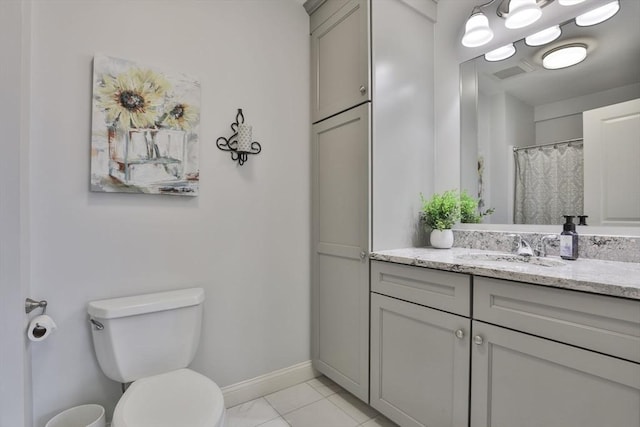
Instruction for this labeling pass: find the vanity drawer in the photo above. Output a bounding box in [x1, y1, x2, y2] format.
[474, 277, 640, 363]
[371, 261, 471, 316]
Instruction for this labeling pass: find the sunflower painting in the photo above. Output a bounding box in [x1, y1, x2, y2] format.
[90, 55, 201, 195]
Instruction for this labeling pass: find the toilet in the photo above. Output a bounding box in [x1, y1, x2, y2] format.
[88, 288, 226, 427]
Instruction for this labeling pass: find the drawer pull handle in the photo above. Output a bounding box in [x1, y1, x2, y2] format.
[455, 329, 465, 340]
[359, 85, 367, 95]
[474, 335, 484, 345]
[360, 251, 367, 260]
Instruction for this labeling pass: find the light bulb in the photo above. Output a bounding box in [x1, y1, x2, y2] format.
[485, 44, 517, 61]
[462, 12, 494, 47]
[505, 0, 542, 29]
[525, 25, 561, 46]
[575, 1, 619, 26]
[558, 0, 586, 5]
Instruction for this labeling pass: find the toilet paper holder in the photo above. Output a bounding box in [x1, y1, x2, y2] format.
[25, 298, 48, 315]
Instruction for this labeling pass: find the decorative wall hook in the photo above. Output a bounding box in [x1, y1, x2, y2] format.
[216, 108, 262, 166]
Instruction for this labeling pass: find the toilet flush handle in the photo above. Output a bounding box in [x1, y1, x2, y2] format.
[89, 318, 104, 331]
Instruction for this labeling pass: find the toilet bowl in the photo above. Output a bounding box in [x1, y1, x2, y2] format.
[112, 369, 225, 427]
[88, 288, 226, 427]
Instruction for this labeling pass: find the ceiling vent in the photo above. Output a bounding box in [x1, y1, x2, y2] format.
[493, 60, 536, 80]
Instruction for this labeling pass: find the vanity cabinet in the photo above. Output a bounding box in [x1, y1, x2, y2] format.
[310, 0, 370, 123]
[370, 261, 640, 427]
[471, 276, 640, 427]
[370, 261, 472, 427]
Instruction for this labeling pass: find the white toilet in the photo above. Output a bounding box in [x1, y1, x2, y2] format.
[88, 288, 226, 427]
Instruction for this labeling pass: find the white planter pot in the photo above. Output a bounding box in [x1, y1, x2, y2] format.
[430, 229, 454, 249]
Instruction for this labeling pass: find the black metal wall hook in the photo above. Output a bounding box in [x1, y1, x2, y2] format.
[216, 108, 261, 166]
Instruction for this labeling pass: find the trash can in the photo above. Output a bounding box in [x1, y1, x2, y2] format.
[45, 404, 105, 427]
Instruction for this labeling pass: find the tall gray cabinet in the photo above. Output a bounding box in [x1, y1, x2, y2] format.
[308, 0, 372, 402]
[306, 0, 436, 404]
[312, 104, 371, 401]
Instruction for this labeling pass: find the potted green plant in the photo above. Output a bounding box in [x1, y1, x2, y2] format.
[420, 190, 461, 249]
[460, 190, 495, 223]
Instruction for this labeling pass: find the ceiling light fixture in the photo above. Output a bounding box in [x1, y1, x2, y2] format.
[462, 9, 495, 47]
[542, 43, 588, 69]
[575, 0, 620, 26]
[558, 0, 586, 5]
[461, 0, 553, 48]
[525, 25, 562, 46]
[505, 0, 543, 29]
[485, 43, 517, 61]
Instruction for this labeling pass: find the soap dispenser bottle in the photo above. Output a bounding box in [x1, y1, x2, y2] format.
[560, 215, 579, 260]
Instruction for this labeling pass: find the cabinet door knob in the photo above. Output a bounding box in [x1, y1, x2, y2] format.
[455, 329, 465, 339]
[360, 251, 367, 260]
[359, 85, 367, 95]
[474, 335, 484, 345]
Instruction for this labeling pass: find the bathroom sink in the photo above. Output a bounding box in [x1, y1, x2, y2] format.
[455, 253, 566, 267]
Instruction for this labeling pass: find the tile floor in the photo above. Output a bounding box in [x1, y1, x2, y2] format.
[225, 376, 399, 427]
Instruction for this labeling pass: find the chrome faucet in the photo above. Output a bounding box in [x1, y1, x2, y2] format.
[535, 235, 559, 257]
[510, 234, 559, 257]
[511, 235, 534, 257]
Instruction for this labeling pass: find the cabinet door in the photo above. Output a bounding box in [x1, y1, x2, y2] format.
[471, 321, 640, 427]
[311, 0, 370, 123]
[371, 293, 471, 427]
[312, 103, 370, 402]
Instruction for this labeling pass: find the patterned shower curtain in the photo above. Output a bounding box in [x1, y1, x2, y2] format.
[514, 142, 584, 225]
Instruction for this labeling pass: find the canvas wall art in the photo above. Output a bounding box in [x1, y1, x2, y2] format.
[90, 55, 201, 195]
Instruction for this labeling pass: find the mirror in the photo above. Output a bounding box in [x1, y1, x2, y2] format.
[460, 0, 640, 226]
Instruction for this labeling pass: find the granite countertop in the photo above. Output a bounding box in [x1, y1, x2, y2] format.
[370, 247, 640, 300]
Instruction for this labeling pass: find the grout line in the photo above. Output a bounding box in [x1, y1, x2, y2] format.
[231, 376, 393, 427]
[254, 415, 291, 427]
[323, 395, 368, 425]
[262, 395, 288, 418]
[304, 379, 341, 397]
[271, 394, 322, 417]
[226, 397, 281, 427]
[270, 380, 343, 416]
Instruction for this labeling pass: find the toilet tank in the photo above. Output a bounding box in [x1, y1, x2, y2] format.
[88, 288, 205, 383]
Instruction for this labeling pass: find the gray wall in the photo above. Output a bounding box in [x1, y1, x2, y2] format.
[26, 1, 310, 426]
[372, 0, 435, 250]
[535, 82, 640, 144]
[0, 1, 33, 427]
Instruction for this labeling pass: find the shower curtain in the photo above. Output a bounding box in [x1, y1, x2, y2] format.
[514, 142, 584, 225]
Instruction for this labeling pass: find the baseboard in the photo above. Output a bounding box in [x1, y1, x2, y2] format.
[221, 360, 319, 408]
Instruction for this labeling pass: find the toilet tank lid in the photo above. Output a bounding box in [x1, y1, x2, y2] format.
[88, 288, 204, 319]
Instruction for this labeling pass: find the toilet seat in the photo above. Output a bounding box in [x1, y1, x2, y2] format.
[111, 368, 226, 427]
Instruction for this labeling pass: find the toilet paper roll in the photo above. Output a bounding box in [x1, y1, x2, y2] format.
[27, 314, 57, 342]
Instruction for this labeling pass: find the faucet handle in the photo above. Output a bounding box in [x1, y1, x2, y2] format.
[508, 234, 534, 256]
[536, 234, 559, 257]
[518, 238, 534, 257]
[507, 234, 521, 253]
